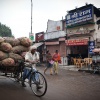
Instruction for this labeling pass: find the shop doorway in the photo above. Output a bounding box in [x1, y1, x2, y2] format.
[70, 45, 88, 58]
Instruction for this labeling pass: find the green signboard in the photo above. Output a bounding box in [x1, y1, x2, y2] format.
[29, 33, 34, 41]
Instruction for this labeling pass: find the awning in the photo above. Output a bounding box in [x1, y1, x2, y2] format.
[93, 48, 100, 53]
[45, 41, 59, 45]
[33, 42, 43, 48]
[59, 37, 65, 41]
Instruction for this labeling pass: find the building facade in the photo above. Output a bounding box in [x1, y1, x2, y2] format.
[44, 19, 68, 65]
[44, 19, 66, 56]
[34, 4, 100, 65]
[65, 4, 100, 59]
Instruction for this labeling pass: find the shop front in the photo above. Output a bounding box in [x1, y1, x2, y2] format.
[65, 4, 100, 58]
[45, 39, 67, 65]
[65, 38, 89, 59]
[45, 41, 60, 55]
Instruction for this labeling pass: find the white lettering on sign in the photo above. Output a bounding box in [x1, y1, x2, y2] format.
[66, 7, 93, 26]
[38, 34, 43, 38]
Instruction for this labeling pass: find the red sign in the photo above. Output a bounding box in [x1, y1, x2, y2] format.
[65, 38, 88, 46]
[35, 32, 44, 42]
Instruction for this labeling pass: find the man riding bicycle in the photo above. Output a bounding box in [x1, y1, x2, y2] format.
[22, 45, 41, 88]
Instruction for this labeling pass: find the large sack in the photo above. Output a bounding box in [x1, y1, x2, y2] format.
[9, 53, 24, 62]
[4, 37, 20, 46]
[0, 42, 12, 52]
[12, 45, 29, 54]
[0, 37, 5, 43]
[0, 51, 8, 61]
[18, 37, 32, 47]
[2, 58, 15, 67]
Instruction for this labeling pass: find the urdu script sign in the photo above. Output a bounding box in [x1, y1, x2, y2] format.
[66, 6, 93, 26]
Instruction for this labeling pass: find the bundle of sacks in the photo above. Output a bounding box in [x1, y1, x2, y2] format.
[0, 37, 32, 68]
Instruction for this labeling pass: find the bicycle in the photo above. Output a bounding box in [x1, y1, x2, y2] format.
[15, 60, 47, 97]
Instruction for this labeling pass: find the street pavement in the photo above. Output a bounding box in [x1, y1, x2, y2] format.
[59, 65, 79, 71]
[0, 64, 100, 100]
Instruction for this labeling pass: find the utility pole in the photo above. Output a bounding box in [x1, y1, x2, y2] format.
[30, 0, 34, 41]
[31, 0, 33, 34]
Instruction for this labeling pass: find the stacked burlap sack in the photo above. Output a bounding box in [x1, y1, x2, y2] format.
[0, 37, 32, 68]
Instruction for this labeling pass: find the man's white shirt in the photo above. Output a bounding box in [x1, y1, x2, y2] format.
[25, 51, 39, 69]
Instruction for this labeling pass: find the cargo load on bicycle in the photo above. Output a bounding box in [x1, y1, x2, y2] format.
[0, 37, 47, 97]
[0, 36, 32, 75]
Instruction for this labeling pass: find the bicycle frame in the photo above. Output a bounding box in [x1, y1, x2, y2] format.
[16, 60, 47, 97]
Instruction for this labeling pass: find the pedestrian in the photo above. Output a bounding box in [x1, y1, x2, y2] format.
[44, 50, 53, 75]
[52, 50, 61, 74]
[22, 45, 42, 88]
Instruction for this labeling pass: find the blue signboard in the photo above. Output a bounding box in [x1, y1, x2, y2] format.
[66, 6, 93, 26]
[88, 41, 95, 54]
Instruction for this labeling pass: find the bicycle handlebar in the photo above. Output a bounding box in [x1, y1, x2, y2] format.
[18, 60, 38, 64]
[18, 60, 39, 68]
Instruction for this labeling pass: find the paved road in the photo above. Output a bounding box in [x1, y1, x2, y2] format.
[0, 66, 100, 100]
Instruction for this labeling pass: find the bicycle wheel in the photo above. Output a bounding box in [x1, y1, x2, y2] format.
[30, 71, 47, 97]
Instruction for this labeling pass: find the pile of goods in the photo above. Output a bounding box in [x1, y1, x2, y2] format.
[0, 37, 32, 68]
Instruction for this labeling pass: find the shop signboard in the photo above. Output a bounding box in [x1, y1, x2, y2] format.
[66, 38, 88, 46]
[88, 41, 95, 54]
[35, 32, 44, 42]
[66, 6, 93, 27]
[29, 33, 34, 41]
